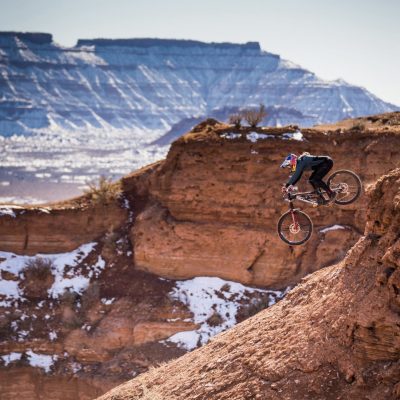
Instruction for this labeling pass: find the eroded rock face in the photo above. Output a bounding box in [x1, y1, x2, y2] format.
[0, 368, 111, 400]
[97, 168, 400, 400]
[0, 203, 128, 255]
[1, 113, 400, 400]
[133, 116, 400, 288]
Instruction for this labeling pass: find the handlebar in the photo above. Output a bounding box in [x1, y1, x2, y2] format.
[282, 186, 298, 201]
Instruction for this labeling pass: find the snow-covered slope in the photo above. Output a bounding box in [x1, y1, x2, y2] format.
[1, 32, 397, 136]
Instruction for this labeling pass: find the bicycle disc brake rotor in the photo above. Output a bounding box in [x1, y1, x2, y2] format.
[289, 223, 300, 234]
[338, 183, 349, 193]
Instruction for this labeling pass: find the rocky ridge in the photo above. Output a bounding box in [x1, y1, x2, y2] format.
[132, 113, 400, 288]
[98, 167, 400, 400]
[1, 32, 397, 136]
[0, 112, 399, 399]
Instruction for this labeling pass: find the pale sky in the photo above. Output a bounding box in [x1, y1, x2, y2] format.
[1, 0, 399, 105]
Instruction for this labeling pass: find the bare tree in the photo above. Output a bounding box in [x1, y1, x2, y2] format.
[242, 104, 267, 128]
[228, 113, 243, 128]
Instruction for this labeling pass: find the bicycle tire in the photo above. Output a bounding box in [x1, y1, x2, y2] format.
[327, 170, 362, 205]
[277, 209, 313, 245]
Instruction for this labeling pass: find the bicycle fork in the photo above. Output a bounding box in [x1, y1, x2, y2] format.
[289, 201, 299, 229]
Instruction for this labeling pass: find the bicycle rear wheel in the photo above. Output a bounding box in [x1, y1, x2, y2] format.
[277, 209, 313, 245]
[327, 170, 362, 205]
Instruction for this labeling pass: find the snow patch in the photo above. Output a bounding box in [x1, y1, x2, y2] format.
[165, 277, 285, 350]
[26, 350, 58, 373]
[320, 225, 345, 233]
[282, 131, 304, 141]
[48, 244, 105, 298]
[247, 132, 274, 142]
[221, 132, 241, 140]
[71, 361, 82, 373]
[0, 242, 105, 306]
[0, 207, 16, 218]
[1, 352, 22, 366]
[101, 297, 115, 305]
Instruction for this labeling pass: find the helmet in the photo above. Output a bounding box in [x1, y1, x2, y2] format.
[280, 154, 297, 171]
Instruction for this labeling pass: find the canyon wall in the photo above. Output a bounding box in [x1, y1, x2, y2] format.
[98, 167, 400, 400]
[0, 202, 127, 255]
[0, 112, 399, 399]
[132, 114, 400, 288]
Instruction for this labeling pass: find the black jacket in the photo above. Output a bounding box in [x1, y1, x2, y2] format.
[286, 155, 331, 187]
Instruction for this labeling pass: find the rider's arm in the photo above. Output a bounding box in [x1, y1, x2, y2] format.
[286, 160, 304, 187]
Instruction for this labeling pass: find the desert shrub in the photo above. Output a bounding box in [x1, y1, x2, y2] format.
[102, 227, 119, 252]
[350, 121, 365, 131]
[60, 290, 83, 329]
[238, 297, 270, 321]
[220, 283, 231, 292]
[60, 289, 79, 307]
[84, 176, 122, 205]
[21, 258, 54, 299]
[242, 104, 267, 128]
[23, 258, 54, 281]
[0, 314, 13, 341]
[228, 113, 243, 128]
[206, 311, 224, 327]
[62, 312, 83, 330]
[81, 282, 101, 313]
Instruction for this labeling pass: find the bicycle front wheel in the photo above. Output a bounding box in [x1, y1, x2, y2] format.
[277, 209, 313, 245]
[327, 170, 362, 205]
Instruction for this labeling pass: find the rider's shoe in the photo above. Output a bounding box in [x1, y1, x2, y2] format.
[325, 192, 337, 206]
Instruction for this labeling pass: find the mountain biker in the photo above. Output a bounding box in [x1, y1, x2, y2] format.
[280, 152, 336, 204]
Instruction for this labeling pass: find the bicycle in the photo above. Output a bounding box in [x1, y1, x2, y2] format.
[277, 170, 362, 245]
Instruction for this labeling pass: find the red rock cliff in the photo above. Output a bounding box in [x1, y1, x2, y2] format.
[0, 112, 399, 400]
[132, 113, 400, 288]
[98, 167, 400, 400]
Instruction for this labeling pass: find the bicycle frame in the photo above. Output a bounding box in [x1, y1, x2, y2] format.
[286, 190, 321, 207]
[286, 182, 347, 207]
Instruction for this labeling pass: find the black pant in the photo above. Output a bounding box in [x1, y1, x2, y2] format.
[309, 158, 333, 195]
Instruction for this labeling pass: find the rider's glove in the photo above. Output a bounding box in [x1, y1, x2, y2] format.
[286, 185, 294, 192]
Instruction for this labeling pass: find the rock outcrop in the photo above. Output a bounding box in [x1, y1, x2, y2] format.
[132, 113, 400, 288]
[1, 113, 399, 400]
[98, 167, 400, 400]
[0, 202, 128, 255]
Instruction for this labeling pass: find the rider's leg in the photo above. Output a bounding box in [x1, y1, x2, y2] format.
[309, 160, 334, 197]
[309, 172, 326, 204]
[309, 169, 326, 199]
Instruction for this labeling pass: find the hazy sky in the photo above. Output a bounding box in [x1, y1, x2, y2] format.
[1, 0, 399, 105]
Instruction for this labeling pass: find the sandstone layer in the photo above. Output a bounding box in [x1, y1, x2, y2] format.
[0, 202, 128, 255]
[98, 167, 400, 400]
[132, 113, 400, 288]
[1, 112, 399, 400]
